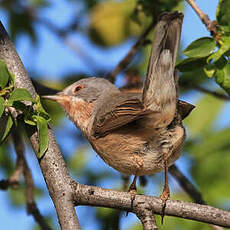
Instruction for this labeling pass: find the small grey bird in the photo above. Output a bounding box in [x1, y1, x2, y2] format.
[43, 12, 194, 204]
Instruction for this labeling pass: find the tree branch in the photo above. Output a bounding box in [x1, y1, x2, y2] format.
[136, 209, 158, 230]
[0, 21, 81, 230]
[12, 128, 52, 230]
[193, 85, 230, 101]
[73, 183, 230, 228]
[185, 0, 217, 37]
[169, 164, 205, 205]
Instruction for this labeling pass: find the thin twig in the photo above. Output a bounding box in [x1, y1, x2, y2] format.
[108, 20, 156, 83]
[185, 0, 218, 37]
[0, 152, 24, 190]
[12, 128, 52, 230]
[180, 81, 230, 101]
[194, 85, 230, 101]
[169, 164, 205, 204]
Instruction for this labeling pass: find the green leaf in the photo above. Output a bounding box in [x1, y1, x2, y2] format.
[8, 88, 34, 106]
[0, 59, 10, 88]
[0, 97, 4, 118]
[203, 63, 216, 78]
[1, 115, 13, 142]
[24, 118, 37, 126]
[36, 116, 49, 158]
[183, 37, 216, 58]
[216, 0, 230, 33]
[35, 95, 50, 120]
[214, 62, 230, 95]
[176, 57, 207, 72]
[207, 37, 230, 63]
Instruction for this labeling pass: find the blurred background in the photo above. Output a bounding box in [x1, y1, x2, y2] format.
[0, 0, 230, 229]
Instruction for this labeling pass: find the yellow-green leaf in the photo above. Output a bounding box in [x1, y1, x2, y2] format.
[0, 97, 4, 118]
[36, 116, 49, 158]
[0, 59, 10, 88]
[207, 37, 230, 63]
[89, 0, 147, 46]
[8, 88, 34, 106]
[203, 64, 216, 78]
[1, 115, 13, 142]
[176, 57, 207, 72]
[35, 95, 50, 120]
[183, 37, 216, 58]
[214, 62, 230, 95]
[217, 0, 230, 33]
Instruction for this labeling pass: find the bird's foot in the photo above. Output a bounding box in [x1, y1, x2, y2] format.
[129, 186, 137, 206]
[126, 178, 137, 216]
[160, 186, 170, 224]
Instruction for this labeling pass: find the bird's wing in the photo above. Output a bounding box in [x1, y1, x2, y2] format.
[92, 93, 153, 137]
[92, 12, 184, 137]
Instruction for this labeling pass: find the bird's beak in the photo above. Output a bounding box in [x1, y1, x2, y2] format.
[42, 92, 70, 103]
[42, 94, 63, 101]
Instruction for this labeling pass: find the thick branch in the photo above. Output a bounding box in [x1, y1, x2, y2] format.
[136, 209, 158, 230]
[12, 128, 52, 230]
[0, 21, 81, 230]
[73, 183, 230, 228]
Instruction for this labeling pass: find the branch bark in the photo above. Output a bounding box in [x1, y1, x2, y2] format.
[73, 183, 230, 228]
[136, 209, 158, 230]
[0, 21, 81, 230]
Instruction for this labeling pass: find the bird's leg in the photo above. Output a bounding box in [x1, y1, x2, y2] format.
[160, 150, 170, 223]
[126, 174, 138, 216]
[128, 174, 138, 200]
[127, 154, 143, 215]
[161, 151, 170, 202]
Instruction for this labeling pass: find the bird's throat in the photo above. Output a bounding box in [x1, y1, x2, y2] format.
[61, 98, 94, 133]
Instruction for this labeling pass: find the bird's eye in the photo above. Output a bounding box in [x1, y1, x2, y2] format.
[73, 85, 83, 94]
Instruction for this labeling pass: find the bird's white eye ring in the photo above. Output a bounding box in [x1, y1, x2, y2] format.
[73, 85, 84, 94]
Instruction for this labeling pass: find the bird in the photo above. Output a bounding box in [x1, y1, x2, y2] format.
[43, 12, 194, 206]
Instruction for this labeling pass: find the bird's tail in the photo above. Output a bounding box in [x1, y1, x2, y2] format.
[142, 12, 183, 113]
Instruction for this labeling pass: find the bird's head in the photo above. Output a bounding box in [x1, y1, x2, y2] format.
[42, 77, 119, 132]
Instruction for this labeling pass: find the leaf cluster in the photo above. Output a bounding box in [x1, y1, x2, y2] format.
[0, 59, 50, 158]
[177, 0, 230, 95]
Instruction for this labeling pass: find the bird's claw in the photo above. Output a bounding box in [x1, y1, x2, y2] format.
[160, 187, 170, 224]
[126, 184, 137, 216]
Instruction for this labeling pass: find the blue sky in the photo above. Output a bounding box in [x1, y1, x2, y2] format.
[1, 0, 230, 229]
